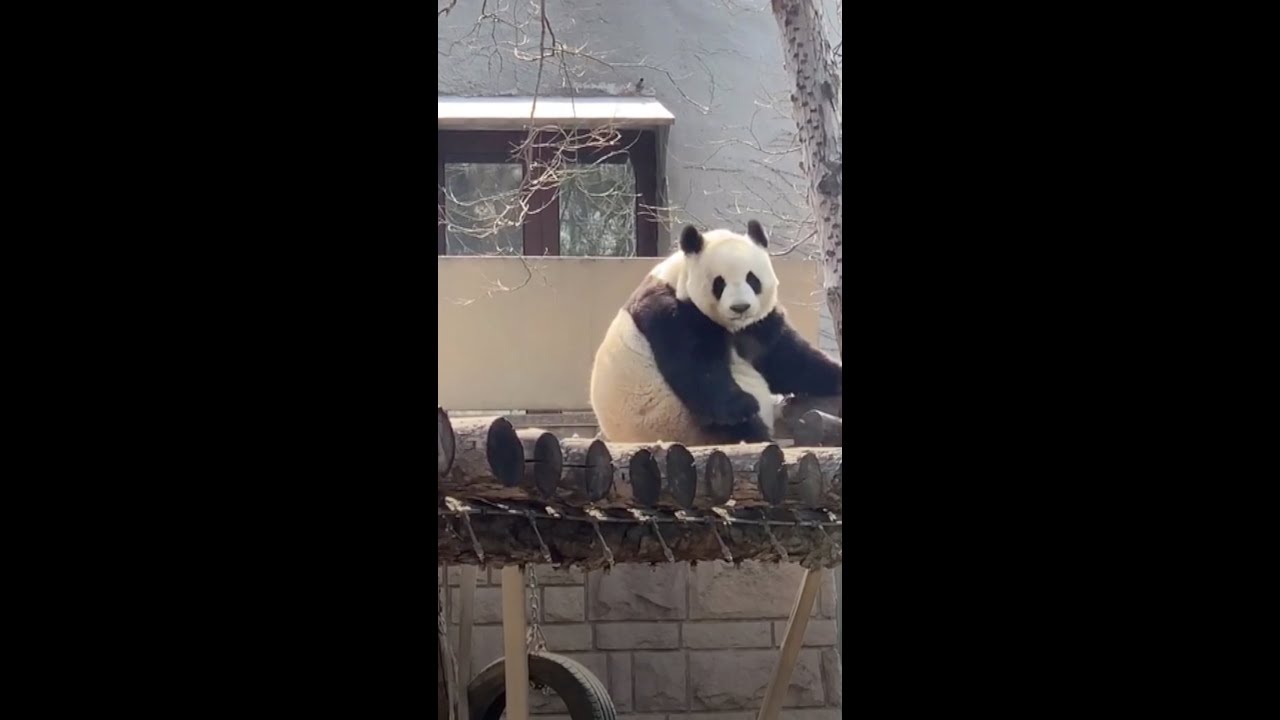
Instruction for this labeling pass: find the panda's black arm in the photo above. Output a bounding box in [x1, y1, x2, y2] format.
[628, 282, 769, 434]
[734, 310, 843, 396]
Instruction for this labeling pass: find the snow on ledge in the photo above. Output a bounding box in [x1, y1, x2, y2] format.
[437, 96, 675, 130]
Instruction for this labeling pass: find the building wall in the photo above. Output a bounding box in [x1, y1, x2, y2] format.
[443, 562, 842, 720]
[437, 256, 826, 412]
[438, 0, 840, 252]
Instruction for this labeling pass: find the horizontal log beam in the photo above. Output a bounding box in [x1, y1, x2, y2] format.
[438, 511, 841, 569]
[794, 410, 842, 448]
[436, 412, 842, 511]
[773, 395, 842, 444]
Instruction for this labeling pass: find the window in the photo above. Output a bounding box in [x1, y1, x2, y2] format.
[437, 96, 673, 258]
[437, 129, 660, 257]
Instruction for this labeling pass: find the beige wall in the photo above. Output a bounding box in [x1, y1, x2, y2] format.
[438, 257, 825, 412]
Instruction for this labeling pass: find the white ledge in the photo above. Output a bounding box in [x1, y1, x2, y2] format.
[438, 96, 675, 130]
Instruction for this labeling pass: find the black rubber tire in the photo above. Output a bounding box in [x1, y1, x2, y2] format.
[467, 652, 616, 720]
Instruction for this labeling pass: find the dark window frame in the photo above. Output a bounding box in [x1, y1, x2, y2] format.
[438, 128, 660, 257]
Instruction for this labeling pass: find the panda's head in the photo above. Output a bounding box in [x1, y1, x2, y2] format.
[677, 220, 779, 332]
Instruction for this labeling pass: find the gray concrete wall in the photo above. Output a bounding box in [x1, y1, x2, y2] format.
[438, 0, 840, 253]
[443, 562, 842, 720]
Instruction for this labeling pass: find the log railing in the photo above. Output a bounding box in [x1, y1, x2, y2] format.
[437, 408, 842, 512]
[437, 406, 843, 568]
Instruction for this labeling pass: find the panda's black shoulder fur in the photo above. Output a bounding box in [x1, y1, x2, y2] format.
[624, 275, 771, 443]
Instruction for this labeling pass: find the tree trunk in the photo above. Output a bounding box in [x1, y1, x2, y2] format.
[771, 0, 843, 356]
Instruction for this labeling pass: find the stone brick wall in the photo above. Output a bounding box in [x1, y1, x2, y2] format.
[444, 561, 842, 720]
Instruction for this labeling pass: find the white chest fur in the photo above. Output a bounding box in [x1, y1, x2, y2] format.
[729, 349, 775, 429]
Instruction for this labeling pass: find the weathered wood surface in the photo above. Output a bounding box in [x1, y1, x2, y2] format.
[794, 410, 842, 448]
[439, 416, 526, 499]
[559, 438, 614, 503]
[773, 395, 842, 443]
[517, 428, 563, 499]
[438, 407, 456, 477]
[437, 512, 842, 569]
[437, 412, 842, 511]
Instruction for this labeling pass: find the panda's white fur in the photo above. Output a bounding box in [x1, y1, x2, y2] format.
[590, 226, 781, 445]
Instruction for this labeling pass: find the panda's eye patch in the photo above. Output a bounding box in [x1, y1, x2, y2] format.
[746, 271, 762, 294]
[712, 276, 726, 299]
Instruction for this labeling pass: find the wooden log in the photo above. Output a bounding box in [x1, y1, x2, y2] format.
[582, 442, 794, 510]
[517, 429, 563, 499]
[438, 512, 842, 569]
[443, 427, 839, 511]
[688, 447, 734, 506]
[439, 417, 526, 499]
[794, 410, 842, 447]
[774, 395, 841, 440]
[559, 438, 614, 502]
[438, 407, 456, 477]
[610, 444, 665, 506]
[782, 448, 842, 510]
[727, 443, 787, 505]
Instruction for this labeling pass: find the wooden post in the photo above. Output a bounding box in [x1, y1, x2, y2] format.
[756, 569, 823, 720]
[500, 565, 530, 720]
[835, 567, 842, 660]
[456, 565, 479, 720]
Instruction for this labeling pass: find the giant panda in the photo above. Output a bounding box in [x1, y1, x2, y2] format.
[590, 220, 842, 445]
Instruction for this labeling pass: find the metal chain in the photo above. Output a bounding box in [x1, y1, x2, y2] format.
[525, 565, 552, 695]
[526, 565, 548, 653]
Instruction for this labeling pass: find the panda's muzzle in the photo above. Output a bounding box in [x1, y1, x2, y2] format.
[729, 303, 751, 314]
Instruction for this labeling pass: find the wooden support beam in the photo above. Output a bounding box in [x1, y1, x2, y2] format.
[500, 565, 530, 720]
[456, 565, 479, 720]
[438, 511, 842, 569]
[438, 582, 460, 720]
[757, 569, 824, 720]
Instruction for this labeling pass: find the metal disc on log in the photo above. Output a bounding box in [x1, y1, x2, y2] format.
[758, 444, 787, 505]
[688, 448, 734, 506]
[560, 438, 614, 502]
[664, 444, 697, 510]
[438, 407, 455, 477]
[443, 417, 525, 495]
[617, 447, 662, 507]
[517, 429, 563, 499]
[485, 418, 524, 487]
[782, 449, 823, 507]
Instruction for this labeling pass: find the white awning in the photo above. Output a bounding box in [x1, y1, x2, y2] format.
[437, 96, 675, 130]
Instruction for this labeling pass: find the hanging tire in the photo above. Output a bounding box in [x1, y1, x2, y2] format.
[467, 652, 616, 720]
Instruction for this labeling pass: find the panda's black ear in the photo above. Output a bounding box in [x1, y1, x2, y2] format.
[746, 220, 768, 248]
[680, 225, 704, 255]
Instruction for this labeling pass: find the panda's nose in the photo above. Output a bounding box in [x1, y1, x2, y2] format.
[730, 303, 751, 314]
